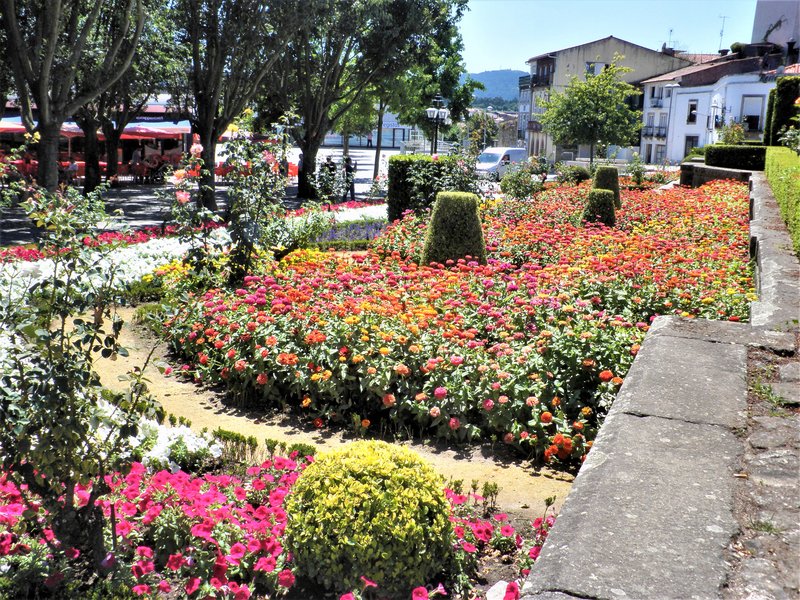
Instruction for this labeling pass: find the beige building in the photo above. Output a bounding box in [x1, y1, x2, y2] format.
[521, 36, 694, 161]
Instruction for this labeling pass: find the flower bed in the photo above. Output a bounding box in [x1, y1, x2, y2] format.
[162, 180, 753, 465]
[0, 458, 551, 598]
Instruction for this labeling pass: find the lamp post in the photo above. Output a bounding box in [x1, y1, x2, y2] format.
[425, 94, 450, 155]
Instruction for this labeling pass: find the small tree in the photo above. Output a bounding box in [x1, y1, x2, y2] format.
[540, 55, 642, 167]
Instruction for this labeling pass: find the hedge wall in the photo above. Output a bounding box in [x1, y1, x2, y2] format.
[765, 146, 800, 255]
[764, 87, 776, 145]
[387, 154, 477, 222]
[768, 76, 800, 145]
[705, 145, 766, 171]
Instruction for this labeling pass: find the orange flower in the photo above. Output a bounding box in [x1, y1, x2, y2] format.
[361, 419, 371, 428]
[382, 393, 396, 407]
[540, 411, 553, 424]
[394, 363, 411, 376]
[599, 369, 614, 382]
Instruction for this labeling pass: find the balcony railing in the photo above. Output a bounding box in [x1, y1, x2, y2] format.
[649, 98, 663, 108]
[655, 126, 667, 138]
[642, 126, 654, 136]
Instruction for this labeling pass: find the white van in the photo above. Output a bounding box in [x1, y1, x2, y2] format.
[475, 147, 528, 180]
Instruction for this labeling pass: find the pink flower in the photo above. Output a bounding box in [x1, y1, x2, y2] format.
[461, 541, 477, 553]
[132, 584, 151, 597]
[449, 417, 460, 431]
[483, 398, 494, 411]
[382, 393, 396, 407]
[157, 580, 171, 593]
[361, 576, 378, 589]
[277, 569, 296, 588]
[340, 594, 357, 600]
[429, 406, 441, 418]
[254, 556, 276, 572]
[136, 545, 154, 558]
[64, 547, 80, 559]
[503, 581, 520, 600]
[176, 190, 191, 205]
[226, 541, 247, 564]
[434, 387, 447, 400]
[185, 577, 201, 595]
[449, 355, 464, 366]
[166, 553, 186, 571]
[412, 587, 430, 600]
[190, 143, 203, 157]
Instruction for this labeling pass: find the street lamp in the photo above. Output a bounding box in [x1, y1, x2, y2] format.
[425, 94, 450, 155]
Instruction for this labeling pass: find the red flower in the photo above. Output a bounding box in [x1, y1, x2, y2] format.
[185, 577, 201, 595]
[277, 569, 296, 588]
[599, 369, 614, 382]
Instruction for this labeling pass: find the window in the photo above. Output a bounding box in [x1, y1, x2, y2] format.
[740, 95, 764, 131]
[647, 113, 655, 127]
[655, 145, 666, 163]
[585, 62, 606, 76]
[687, 101, 698, 124]
[684, 135, 699, 156]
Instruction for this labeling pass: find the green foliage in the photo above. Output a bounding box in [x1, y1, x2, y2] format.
[769, 76, 800, 146]
[765, 147, 800, 255]
[765, 88, 776, 145]
[627, 152, 645, 185]
[500, 158, 547, 200]
[684, 146, 707, 160]
[285, 441, 454, 596]
[0, 177, 161, 571]
[582, 189, 616, 227]
[421, 192, 486, 265]
[222, 134, 333, 280]
[592, 166, 621, 209]
[555, 164, 592, 185]
[467, 110, 499, 154]
[387, 153, 479, 221]
[540, 55, 642, 166]
[705, 145, 766, 171]
[213, 428, 259, 469]
[719, 121, 746, 145]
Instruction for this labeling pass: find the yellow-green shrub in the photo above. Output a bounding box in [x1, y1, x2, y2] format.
[285, 441, 454, 596]
[592, 166, 621, 208]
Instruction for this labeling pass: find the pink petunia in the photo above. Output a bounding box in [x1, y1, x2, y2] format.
[185, 577, 201, 595]
[277, 569, 296, 588]
[412, 587, 430, 600]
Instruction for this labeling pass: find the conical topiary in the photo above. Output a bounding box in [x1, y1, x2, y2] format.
[421, 191, 486, 265]
[592, 166, 621, 208]
[583, 188, 616, 227]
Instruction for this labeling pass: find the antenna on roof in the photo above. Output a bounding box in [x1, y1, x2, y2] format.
[668, 28, 673, 47]
[719, 15, 728, 51]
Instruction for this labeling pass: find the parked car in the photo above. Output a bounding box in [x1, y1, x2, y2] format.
[475, 147, 527, 180]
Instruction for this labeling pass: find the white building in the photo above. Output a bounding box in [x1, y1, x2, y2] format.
[639, 56, 777, 164]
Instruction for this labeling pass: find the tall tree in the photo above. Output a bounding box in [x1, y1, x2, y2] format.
[77, 5, 183, 191]
[0, 0, 144, 190]
[171, 0, 293, 210]
[540, 56, 642, 166]
[285, 0, 471, 198]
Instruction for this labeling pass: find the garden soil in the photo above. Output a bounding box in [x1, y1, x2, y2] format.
[95, 308, 573, 525]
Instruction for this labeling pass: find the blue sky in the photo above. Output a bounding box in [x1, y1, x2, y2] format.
[459, 0, 758, 73]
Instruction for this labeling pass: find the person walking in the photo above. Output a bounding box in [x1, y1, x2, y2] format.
[366, 131, 373, 148]
[342, 156, 356, 202]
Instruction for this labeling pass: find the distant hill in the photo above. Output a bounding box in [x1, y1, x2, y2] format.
[463, 69, 527, 101]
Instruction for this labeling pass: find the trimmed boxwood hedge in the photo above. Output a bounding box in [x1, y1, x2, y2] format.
[582, 189, 616, 227]
[387, 154, 476, 222]
[765, 146, 800, 255]
[705, 145, 766, 171]
[592, 166, 621, 208]
[768, 76, 800, 146]
[421, 191, 486, 265]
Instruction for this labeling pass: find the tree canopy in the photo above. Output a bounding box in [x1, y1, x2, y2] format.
[540, 56, 642, 165]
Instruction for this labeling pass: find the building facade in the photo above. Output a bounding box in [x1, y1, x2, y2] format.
[519, 36, 692, 161]
[639, 55, 779, 164]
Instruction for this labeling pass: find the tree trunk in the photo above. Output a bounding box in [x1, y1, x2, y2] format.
[373, 100, 386, 180]
[342, 129, 350, 155]
[197, 125, 218, 212]
[82, 125, 102, 193]
[297, 136, 323, 199]
[36, 122, 62, 191]
[103, 126, 122, 181]
[589, 141, 595, 168]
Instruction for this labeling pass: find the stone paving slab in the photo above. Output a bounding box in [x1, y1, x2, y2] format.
[613, 329, 747, 429]
[648, 315, 796, 354]
[522, 411, 742, 600]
